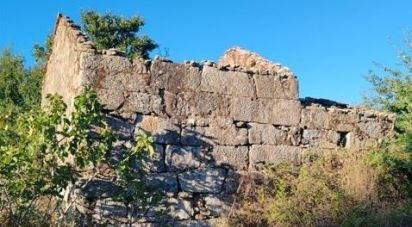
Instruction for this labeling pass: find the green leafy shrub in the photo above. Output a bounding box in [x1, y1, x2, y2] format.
[0, 88, 156, 226]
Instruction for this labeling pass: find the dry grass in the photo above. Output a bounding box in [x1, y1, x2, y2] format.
[226, 148, 412, 227]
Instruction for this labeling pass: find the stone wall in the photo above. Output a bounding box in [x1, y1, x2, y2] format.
[43, 15, 395, 226]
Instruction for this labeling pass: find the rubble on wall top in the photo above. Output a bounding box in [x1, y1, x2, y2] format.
[55, 14, 296, 77]
[218, 47, 295, 77]
[102, 48, 126, 56]
[301, 97, 349, 109]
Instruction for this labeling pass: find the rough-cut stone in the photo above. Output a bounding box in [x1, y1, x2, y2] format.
[122, 92, 152, 114]
[301, 129, 341, 149]
[209, 146, 249, 170]
[351, 134, 379, 149]
[248, 123, 292, 145]
[106, 115, 135, 138]
[93, 198, 128, 223]
[96, 88, 125, 110]
[201, 66, 255, 97]
[223, 170, 241, 194]
[254, 74, 298, 99]
[80, 179, 122, 200]
[146, 173, 178, 193]
[151, 60, 201, 93]
[178, 168, 226, 193]
[249, 145, 302, 170]
[301, 106, 331, 130]
[180, 127, 211, 147]
[184, 91, 231, 118]
[167, 198, 192, 220]
[203, 194, 234, 217]
[181, 124, 248, 146]
[329, 108, 359, 131]
[266, 98, 302, 125]
[164, 91, 187, 118]
[231, 97, 301, 125]
[358, 120, 386, 139]
[166, 145, 205, 171]
[144, 144, 166, 172]
[302, 106, 359, 131]
[206, 124, 248, 145]
[135, 115, 180, 144]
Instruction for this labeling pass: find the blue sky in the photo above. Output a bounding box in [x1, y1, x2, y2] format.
[1, 1, 411, 105]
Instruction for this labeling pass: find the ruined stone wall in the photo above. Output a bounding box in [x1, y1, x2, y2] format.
[43, 15, 394, 226]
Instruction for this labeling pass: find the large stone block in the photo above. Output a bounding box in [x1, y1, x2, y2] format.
[166, 145, 205, 171]
[144, 144, 166, 172]
[146, 172, 178, 193]
[93, 198, 128, 222]
[248, 123, 294, 145]
[82, 55, 150, 92]
[223, 170, 241, 194]
[254, 74, 298, 99]
[300, 106, 331, 130]
[121, 92, 152, 114]
[109, 142, 165, 173]
[329, 108, 359, 131]
[301, 106, 359, 131]
[301, 129, 340, 149]
[351, 134, 379, 149]
[164, 91, 187, 118]
[264, 98, 302, 126]
[166, 198, 193, 220]
[200, 66, 255, 97]
[203, 194, 234, 217]
[249, 145, 302, 170]
[178, 168, 226, 193]
[80, 179, 122, 200]
[180, 127, 211, 147]
[106, 115, 135, 138]
[96, 88, 125, 110]
[231, 97, 301, 126]
[357, 120, 386, 139]
[181, 124, 248, 146]
[135, 115, 181, 144]
[209, 146, 249, 170]
[151, 60, 201, 93]
[118, 91, 164, 116]
[184, 91, 231, 118]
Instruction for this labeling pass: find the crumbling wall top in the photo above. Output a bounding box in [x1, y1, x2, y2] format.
[218, 47, 294, 76]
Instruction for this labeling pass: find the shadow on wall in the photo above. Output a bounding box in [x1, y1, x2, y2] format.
[72, 114, 242, 224]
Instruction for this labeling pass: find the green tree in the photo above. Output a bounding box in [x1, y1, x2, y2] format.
[0, 49, 26, 107]
[81, 11, 158, 59]
[33, 35, 53, 65]
[367, 48, 412, 151]
[0, 48, 43, 110]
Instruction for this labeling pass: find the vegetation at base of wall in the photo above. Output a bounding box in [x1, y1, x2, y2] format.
[0, 88, 157, 226]
[228, 149, 412, 226]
